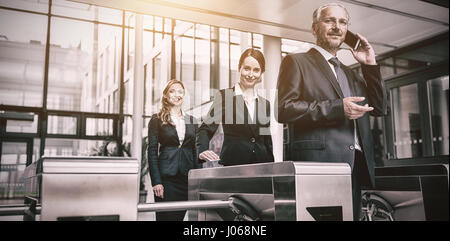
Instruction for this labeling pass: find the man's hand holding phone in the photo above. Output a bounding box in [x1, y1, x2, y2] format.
[347, 33, 377, 65]
[344, 30, 361, 50]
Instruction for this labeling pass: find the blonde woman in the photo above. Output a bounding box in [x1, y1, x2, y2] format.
[147, 79, 200, 221]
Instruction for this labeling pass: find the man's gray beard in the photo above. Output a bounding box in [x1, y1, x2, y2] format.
[317, 36, 341, 53]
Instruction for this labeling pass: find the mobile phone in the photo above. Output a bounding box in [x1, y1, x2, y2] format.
[344, 31, 361, 50]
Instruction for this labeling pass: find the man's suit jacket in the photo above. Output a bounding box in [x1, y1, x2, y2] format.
[147, 114, 200, 186]
[276, 48, 387, 187]
[197, 87, 275, 166]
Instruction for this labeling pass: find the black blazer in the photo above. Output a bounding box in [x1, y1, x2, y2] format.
[147, 113, 200, 186]
[197, 87, 275, 166]
[276, 48, 387, 186]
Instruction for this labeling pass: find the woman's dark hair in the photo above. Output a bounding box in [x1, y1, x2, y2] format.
[238, 48, 265, 73]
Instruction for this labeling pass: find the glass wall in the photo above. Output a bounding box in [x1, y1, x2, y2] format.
[391, 84, 423, 158]
[44, 138, 106, 156]
[351, 34, 449, 80]
[0, 8, 47, 107]
[381, 34, 448, 163]
[428, 76, 449, 156]
[281, 38, 315, 56]
[0, 0, 48, 13]
[0, 139, 40, 202]
[5, 113, 39, 133]
[173, 22, 263, 119]
[0, 0, 127, 204]
[0, 0, 265, 203]
[388, 72, 449, 160]
[1, 142, 27, 201]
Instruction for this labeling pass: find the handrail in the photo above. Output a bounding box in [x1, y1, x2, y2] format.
[0, 197, 259, 220]
[0, 200, 231, 216]
[0, 204, 41, 216]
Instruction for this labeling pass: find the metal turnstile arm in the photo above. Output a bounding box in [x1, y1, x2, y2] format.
[137, 199, 233, 212]
[138, 196, 261, 221]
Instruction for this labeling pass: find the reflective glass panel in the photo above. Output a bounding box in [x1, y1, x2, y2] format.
[181, 36, 194, 107]
[391, 83, 423, 158]
[47, 115, 77, 135]
[0, 138, 39, 205]
[229, 29, 240, 44]
[219, 28, 230, 89]
[48, 17, 122, 113]
[44, 138, 104, 156]
[0, 9, 47, 107]
[86, 117, 114, 136]
[0, 0, 49, 13]
[52, 0, 122, 25]
[281, 38, 314, 54]
[428, 75, 449, 155]
[195, 24, 210, 105]
[0, 142, 28, 204]
[252, 33, 263, 48]
[230, 44, 240, 86]
[370, 116, 385, 166]
[6, 113, 39, 133]
[122, 116, 133, 143]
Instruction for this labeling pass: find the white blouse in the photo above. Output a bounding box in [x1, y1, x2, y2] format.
[234, 83, 257, 121]
[170, 112, 186, 145]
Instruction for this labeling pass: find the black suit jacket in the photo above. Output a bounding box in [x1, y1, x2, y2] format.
[197, 87, 275, 166]
[147, 114, 200, 186]
[276, 48, 387, 186]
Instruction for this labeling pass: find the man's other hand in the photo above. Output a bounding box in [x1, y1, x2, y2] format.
[343, 97, 374, 120]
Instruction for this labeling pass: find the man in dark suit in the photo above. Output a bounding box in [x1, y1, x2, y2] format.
[276, 3, 387, 220]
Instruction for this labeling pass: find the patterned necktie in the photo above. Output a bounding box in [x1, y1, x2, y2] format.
[329, 57, 361, 150]
[329, 57, 352, 97]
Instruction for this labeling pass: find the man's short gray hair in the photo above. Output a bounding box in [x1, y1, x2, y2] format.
[312, 3, 350, 26]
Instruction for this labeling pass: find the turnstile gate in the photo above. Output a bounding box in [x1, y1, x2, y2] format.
[188, 161, 353, 221]
[20, 157, 354, 221]
[24, 156, 140, 221]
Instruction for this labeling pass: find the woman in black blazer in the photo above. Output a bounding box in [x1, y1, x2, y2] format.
[147, 79, 200, 221]
[197, 48, 275, 166]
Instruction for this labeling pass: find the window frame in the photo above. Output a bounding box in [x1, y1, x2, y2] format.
[384, 60, 449, 165]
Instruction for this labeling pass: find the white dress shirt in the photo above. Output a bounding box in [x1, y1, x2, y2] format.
[170, 111, 186, 144]
[234, 83, 258, 122]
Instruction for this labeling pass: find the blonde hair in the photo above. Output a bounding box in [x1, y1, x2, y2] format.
[158, 79, 185, 126]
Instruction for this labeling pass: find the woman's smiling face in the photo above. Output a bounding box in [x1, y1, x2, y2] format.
[239, 56, 262, 90]
[167, 83, 185, 106]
